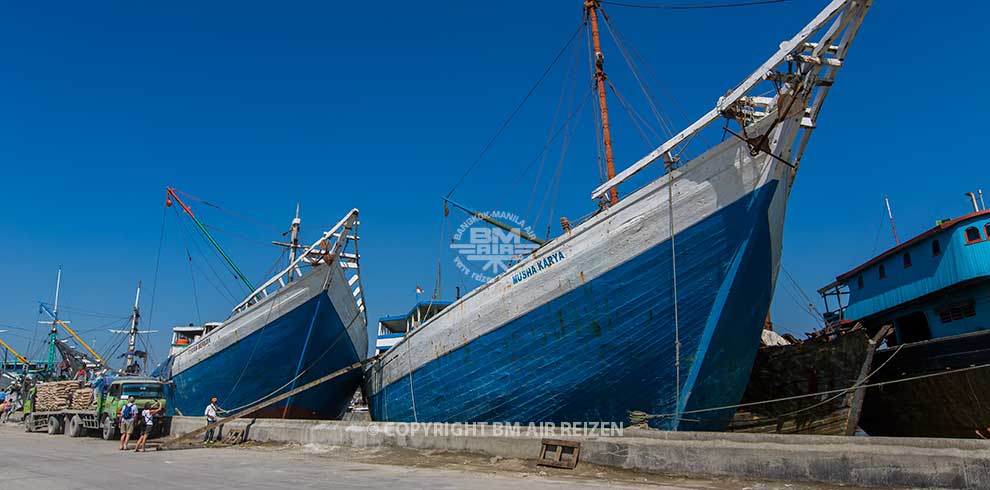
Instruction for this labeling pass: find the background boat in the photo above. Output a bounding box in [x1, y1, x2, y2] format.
[155, 191, 368, 420]
[821, 202, 990, 438]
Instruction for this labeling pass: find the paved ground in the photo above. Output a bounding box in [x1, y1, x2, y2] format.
[0, 423, 864, 490]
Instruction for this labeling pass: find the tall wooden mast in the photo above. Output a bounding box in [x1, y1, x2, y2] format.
[585, 0, 618, 206]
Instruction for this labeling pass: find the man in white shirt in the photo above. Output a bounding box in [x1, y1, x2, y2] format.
[204, 397, 220, 444]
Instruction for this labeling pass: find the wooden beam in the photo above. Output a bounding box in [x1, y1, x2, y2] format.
[590, 0, 855, 200]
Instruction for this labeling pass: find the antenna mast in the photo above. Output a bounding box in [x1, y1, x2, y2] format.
[585, 0, 619, 207]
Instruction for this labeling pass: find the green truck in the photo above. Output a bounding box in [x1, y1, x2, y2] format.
[24, 377, 167, 439]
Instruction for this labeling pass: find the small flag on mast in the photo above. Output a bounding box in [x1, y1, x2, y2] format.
[415, 285, 424, 294]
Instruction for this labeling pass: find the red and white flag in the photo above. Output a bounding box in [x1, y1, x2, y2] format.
[415, 285, 424, 294]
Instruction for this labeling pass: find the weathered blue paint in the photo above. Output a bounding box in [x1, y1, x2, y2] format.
[369, 181, 779, 431]
[168, 293, 363, 419]
[836, 211, 990, 342]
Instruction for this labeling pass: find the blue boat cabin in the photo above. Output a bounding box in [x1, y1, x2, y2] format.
[821, 210, 990, 345]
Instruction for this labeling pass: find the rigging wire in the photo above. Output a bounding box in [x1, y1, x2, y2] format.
[606, 79, 660, 149]
[174, 206, 240, 305]
[538, 85, 594, 235]
[171, 187, 284, 235]
[446, 22, 586, 199]
[587, 21, 606, 185]
[146, 204, 167, 340]
[603, 9, 712, 152]
[780, 265, 825, 322]
[599, 12, 676, 140]
[601, 0, 788, 10]
[524, 33, 581, 223]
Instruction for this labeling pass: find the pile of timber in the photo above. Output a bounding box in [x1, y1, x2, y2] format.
[69, 387, 94, 410]
[35, 381, 82, 411]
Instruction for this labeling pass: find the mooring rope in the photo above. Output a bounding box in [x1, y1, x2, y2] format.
[631, 360, 990, 423]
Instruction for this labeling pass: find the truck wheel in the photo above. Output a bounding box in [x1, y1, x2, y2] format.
[67, 415, 84, 438]
[47, 416, 62, 435]
[24, 414, 33, 433]
[101, 416, 118, 441]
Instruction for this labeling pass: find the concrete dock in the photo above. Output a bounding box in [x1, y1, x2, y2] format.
[1, 422, 850, 490]
[165, 417, 990, 489]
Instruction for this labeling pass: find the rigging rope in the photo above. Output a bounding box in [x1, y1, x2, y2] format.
[171, 187, 284, 235]
[601, 0, 789, 9]
[606, 79, 660, 149]
[173, 206, 241, 304]
[600, 12, 678, 141]
[780, 265, 825, 325]
[446, 22, 586, 199]
[603, 9, 712, 152]
[666, 160, 683, 425]
[147, 205, 167, 340]
[524, 36, 581, 224]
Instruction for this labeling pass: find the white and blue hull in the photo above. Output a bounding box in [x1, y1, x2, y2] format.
[165, 261, 368, 419]
[367, 114, 799, 430]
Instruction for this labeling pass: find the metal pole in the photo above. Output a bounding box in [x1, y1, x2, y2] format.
[166, 188, 255, 292]
[288, 204, 301, 282]
[49, 268, 62, 372]
[586, 0, 619, 206]
[884, 196, 900, 245]
[443, 198, 546, 245]
[979, 189, 986, 210]
[127, 282, 142, 369]
[966, 192, 980, 213]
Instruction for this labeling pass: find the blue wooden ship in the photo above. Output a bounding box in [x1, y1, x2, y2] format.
[820, 199, 990, 438]
[366, 1, 872, 431]
[155, 190, 368, 420]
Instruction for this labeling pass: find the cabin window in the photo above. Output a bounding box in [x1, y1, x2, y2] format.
[903, 252, 912, 268]
[932, 240, 942, 256]
[878, 264, 886, 280]
[938, 302, 976, 323]
[857, 275, 864, 289]
[986, 223, 990, 239]
[965, 226, 982, 244]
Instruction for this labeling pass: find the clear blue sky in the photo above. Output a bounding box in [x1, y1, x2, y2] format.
[0, 1, 983, 366]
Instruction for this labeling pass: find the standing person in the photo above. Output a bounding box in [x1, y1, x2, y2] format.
[134, 401, 161, 453]
[119, 396, 137, 450]
[0, 398, 10, 424]
[204, 397, 220, 444]
[75, 367, 87, 382]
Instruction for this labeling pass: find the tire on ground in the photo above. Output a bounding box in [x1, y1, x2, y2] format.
[102, 415, 118, 441]
[47, 416, 62, 435]
[67, 414, 84, 438]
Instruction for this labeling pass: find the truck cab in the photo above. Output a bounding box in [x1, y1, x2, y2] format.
[99, 377, 167, 440]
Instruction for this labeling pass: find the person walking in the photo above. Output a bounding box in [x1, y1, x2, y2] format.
[119, 396, 137, 450]
[134, 401, 162, 453]
[204, 397, 220, 444]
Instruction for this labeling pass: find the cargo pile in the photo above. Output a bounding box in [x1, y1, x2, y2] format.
[70, 387, 94, 410]
[34, 381, 82, 411]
